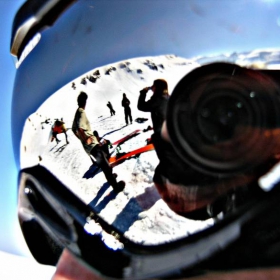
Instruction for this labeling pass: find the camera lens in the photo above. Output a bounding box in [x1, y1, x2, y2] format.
[167, 63, 280, 176]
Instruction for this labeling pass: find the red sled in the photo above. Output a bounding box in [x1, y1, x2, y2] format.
[109, 144, 154, 166]
[112, 129, 141, 145]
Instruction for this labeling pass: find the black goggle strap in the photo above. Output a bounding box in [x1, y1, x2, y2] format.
[11, 0, 76, 61]
[17, 165, 280, 279]
[18, 165, 131, 278]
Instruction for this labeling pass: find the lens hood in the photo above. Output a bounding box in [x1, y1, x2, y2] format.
[167, 62, 280, 176]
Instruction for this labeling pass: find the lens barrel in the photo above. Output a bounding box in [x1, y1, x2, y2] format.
[167, 63, 280, 176]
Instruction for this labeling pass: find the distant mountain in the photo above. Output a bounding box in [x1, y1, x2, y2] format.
[21, 54, 213, 246]
[20, 49, 280, 247]
[194, 49, 280, 69]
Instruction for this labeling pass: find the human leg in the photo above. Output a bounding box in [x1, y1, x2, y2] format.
[91, 146, 124, 192]
[63, 131, 69, 144]
[51, 132, 60, 143]
[124, 111, 128, 125]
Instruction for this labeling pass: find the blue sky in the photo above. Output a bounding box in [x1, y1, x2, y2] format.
[0, 0, 28, 256]
[2, 0, 280, 260]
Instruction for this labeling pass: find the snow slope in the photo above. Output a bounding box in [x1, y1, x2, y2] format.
[19, 49, 280, 245]
[20, 55, 216, 245]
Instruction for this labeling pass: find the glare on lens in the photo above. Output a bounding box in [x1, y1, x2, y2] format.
[24, 187, 31, 194]
[201, 108, 210, 118]
[250, 92, 256, 98]
[236, 102, 243, 108]
[84, 219, 102, 235]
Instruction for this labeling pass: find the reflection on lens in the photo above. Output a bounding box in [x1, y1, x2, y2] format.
[197, 91, 251, 145]
[20, 55, 215, 245]
[167, 62, 280, 176]
[19, 51, 280, 248]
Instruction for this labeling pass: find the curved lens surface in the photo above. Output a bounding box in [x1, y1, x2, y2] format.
[14, 0, 280, 248]
[167, 63, 280, 175]
[20, 55, 214, 245]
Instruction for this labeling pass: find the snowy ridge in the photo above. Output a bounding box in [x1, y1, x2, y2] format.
[21, 54, 214, 245]
[20, 49, 280, 245]
[195, 48, 280, 69]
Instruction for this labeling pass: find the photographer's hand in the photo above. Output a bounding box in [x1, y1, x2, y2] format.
[140, 87, 150, 94]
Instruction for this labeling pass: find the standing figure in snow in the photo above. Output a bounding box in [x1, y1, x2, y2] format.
[138, 79, 173, 190]
[51, 119, 69, 144]
[72, 91, 125, 193]
[121, 93, 133, 125]
[138, 79, 169, 141]
[138, 80, 235, 220]
[138, 79, 169, 134]
[107, 101, 115, 116]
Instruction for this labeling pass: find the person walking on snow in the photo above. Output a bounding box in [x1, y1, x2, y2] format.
[72, 91, 124, 193]
[121, 93, 133, 125]
[107, 101, 115, 116]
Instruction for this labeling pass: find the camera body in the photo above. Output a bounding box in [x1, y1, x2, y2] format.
[166, 62, 280, 176]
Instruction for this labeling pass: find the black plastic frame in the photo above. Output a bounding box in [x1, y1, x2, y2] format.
[17, 165, 280, 279]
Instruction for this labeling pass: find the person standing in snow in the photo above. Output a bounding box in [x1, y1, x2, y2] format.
[121, 93, 133, 125]
[137, 79, 170, 183]
[107, 101, 115, 116]
[138, 78, 170, 150]
[138, 80, 237, 220]
[138, 79, 169, 136]
[72, 91, 124, 193]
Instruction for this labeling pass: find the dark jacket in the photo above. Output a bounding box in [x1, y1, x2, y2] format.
[122, 97, 130, 108]
[122, 96, 132, 115]
[137, 89, 168, 134]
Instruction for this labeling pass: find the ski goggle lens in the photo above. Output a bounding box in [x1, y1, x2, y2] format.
[19, 54, 214, 244]
[11, 0, 280, 278]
